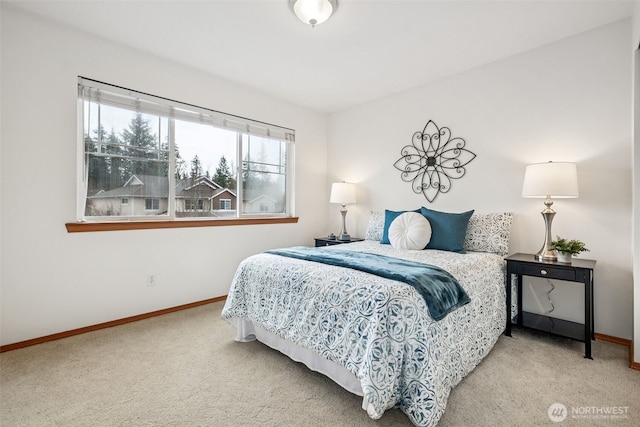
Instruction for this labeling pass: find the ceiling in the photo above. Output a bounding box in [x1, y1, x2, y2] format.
[5, 0, 636, 113]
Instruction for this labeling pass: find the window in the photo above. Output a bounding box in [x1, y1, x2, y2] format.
[185, 199, 205, 210]
[78, 77, 294, 222]
[145, 198, 160, 210]
[220, 199, 231, 210]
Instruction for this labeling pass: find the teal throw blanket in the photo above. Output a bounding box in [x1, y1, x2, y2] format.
[265, 247, 470, 321]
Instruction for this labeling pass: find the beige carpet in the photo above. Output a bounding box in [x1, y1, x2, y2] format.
[1, 301, 638, 426]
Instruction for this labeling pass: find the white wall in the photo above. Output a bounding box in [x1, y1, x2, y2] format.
[0, 6, 328, 345]
[328, 20, 633, 339]
[632, 1, 640, 364]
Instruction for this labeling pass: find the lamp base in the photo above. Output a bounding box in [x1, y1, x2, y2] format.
[337, 205, 350, 242]
[536, 203, 557, 261]
[535, 251, 557, 262]
[338, 233, 351, 241]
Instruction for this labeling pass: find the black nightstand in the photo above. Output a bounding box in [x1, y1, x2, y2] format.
[314, 237, 364, 247]
[504, 253, 596, 359]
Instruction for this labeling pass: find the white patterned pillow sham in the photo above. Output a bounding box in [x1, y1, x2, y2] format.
[367, 210, 514, 256]
[463, 212, 514, 256]
[364, 210, 384, 241]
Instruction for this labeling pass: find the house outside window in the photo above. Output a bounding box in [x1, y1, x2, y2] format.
[78, 77, 294, 222]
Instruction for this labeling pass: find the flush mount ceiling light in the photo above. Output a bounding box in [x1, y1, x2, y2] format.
[289, 0, 338, 27]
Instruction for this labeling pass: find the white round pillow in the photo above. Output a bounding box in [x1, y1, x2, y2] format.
[388, 212, 432, 250]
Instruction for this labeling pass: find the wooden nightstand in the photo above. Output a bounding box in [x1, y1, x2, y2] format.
[504, 253, 596, 359]
[314, 237, 364, 247]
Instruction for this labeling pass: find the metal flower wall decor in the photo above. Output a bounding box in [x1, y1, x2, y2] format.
[393, 120, 476, 203]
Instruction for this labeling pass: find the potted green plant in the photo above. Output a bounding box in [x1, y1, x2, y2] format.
[549, 236, 589, 263]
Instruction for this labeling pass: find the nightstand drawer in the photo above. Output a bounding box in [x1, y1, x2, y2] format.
[316, 240, 341, 246]
[515, 264, 576, 281]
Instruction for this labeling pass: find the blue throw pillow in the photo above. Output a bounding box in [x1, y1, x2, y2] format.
[420, 207, 474, 253]
[381, 209, 420, 244]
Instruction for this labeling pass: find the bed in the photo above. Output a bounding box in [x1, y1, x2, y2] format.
[221, 210, 514, 426]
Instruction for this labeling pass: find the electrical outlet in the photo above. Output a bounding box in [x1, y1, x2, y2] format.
[147, 274, 157, 287]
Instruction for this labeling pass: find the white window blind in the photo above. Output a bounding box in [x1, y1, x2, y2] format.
[78, 77, 295, 143]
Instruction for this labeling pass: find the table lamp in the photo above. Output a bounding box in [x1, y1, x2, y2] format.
[522, 161, 578, 261]
[330, 182, 356, 241]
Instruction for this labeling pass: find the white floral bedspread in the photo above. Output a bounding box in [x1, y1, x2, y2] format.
[221, 241, 506, 426]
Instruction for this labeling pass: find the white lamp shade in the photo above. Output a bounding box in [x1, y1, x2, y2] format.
[292, 0, 336, 26]
[522, 161, 579, 198]
[330, 182, 356, 204]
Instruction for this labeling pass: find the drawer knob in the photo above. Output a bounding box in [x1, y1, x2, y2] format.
[540, 269, 547, 275]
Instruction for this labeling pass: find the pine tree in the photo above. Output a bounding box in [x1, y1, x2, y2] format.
[175, 145, 187, 180]
[87, 125, 125, 192]
[190, 155, 202, 179]
[86, 124, 107, 192]
[121, 113, 159, 178]
[106, 129, 124, 190]
[213, 156, 234, 189]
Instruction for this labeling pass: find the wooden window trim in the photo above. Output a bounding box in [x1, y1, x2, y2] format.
[65, 216, 299, 233]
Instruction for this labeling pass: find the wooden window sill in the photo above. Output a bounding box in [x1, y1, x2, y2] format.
[65, 217, 299, 233]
